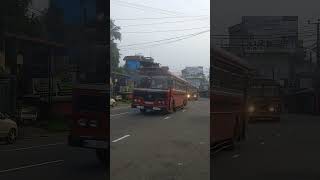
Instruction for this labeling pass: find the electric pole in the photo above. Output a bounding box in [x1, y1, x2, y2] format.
[308, 19, 320, 66]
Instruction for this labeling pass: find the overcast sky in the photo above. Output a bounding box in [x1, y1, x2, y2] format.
[111, 0, 210, 75]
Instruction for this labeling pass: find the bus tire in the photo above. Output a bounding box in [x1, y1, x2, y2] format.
[227, 118, 240, 151]
[168, 99, 174, 113]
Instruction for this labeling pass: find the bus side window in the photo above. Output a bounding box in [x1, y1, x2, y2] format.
[168, 79, 173, 88]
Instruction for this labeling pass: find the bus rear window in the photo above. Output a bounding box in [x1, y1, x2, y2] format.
[74, 95, 106, 112]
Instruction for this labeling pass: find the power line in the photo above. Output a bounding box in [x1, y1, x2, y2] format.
[111, 0, 183, 16]
[114, 15, 209, 21]
[121, 17, 209, 27]
[112, 2, 169, 15]
[121, 26, 210, 33]
[120, 29, 209, 47]
[120, 30, 209, 50]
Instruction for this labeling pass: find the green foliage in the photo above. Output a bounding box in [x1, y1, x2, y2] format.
[110, 19, 121, 72]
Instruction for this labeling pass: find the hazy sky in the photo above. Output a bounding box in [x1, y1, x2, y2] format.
[212, 0, 320, 47]
[111, 0, 210, 75]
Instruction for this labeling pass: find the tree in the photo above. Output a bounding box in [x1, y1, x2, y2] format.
[0, 0, 32, 34]
[110, 19, 121, 72]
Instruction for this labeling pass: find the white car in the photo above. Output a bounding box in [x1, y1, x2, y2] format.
[0, 112, 17, 144]
[110, 98, 116, 107]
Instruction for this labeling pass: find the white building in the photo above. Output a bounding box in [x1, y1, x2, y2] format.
[181, 66, 207, 89]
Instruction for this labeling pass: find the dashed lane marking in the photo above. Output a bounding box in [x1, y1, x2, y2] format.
[0, 143, 65, 152]
[0, 160, 64, 173]
[111, 106, 131, 110]
[112, 135, 130, 143]
[111, 112, 130, 117]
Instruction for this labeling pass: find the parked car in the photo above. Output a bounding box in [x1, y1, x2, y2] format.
[0, 112, 17, 144]
[20, 107, 38, 125]
[115, 95, 122, 101]
[110, 98, 116, 107]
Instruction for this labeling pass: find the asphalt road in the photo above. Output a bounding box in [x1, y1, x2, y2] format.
[110, 98, 210, 180]
[0, 133, 107, 179]
[212, 114, 320, 180]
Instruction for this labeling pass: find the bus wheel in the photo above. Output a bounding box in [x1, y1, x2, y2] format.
[227, 119, 240, 151]
[96, 149, 107, 166]
[168, 100, 174, 113]
[183, 100, 187, 107]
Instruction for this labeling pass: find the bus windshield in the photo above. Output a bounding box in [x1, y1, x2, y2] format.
[249, 86, 279, 97]
[137, 76, 169, 90]
[74, 95, 106, 112]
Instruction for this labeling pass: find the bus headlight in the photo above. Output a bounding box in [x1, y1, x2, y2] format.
[187, 94, 190, 98]
[78, 118, 87, 127]
[193, 94, 197, 98]
[269, 107, 275, 112]
[88, 120, 98, 128]
[248, 106, 255, 113]
[157, 100, 165, 105]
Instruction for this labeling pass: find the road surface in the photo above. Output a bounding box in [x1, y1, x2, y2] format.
[0, 133, 107, 179]
[213, 114, 320, 180]
[110, 98, 210, 180]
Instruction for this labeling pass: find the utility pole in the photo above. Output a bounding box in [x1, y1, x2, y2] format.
[308, 19, 320, 114]
[308, 19, 320, 66]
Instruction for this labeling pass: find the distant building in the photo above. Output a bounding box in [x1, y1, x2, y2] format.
[227, 16, 303, 87]
[181, 66, 206, 89]
[50, 0, 96, 25]
[123, 55, 158, 71]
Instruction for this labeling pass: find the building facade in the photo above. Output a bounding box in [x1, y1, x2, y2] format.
[181, 66, 207, 89]
[228, 16, 303, 86]
[123, 55, 158, 71]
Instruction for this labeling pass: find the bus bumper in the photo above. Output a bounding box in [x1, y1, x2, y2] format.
[132, 104, 166, 111]
[248, 113, 280, 122]
[68, 135, 108, 149]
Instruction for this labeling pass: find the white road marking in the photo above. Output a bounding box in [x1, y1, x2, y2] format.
[112, 135, 130, 143]
[0, 143, 65, 152]
[111, 106, 130, 110]
[164, 116, 171, 120]
[111, 112, 130, 117]
[182, 109, 186, 112]
[0, 160, 64, 173]
[232, 154, 240, 158]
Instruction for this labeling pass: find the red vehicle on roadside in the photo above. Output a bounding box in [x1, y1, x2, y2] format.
[187, 83, 199, 101]
[247, 78, 282, 121]
[211, 47, 252, 152]
[132, 66, 189, 113]
[69, 84, 108, 165]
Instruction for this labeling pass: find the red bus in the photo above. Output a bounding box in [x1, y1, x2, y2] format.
[132, 66, 188, 113]
[68, 84, 108, 165]
[187, 83, 199, 101]
[248, 78, 281, 121]
[211, 47, 252, 152]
